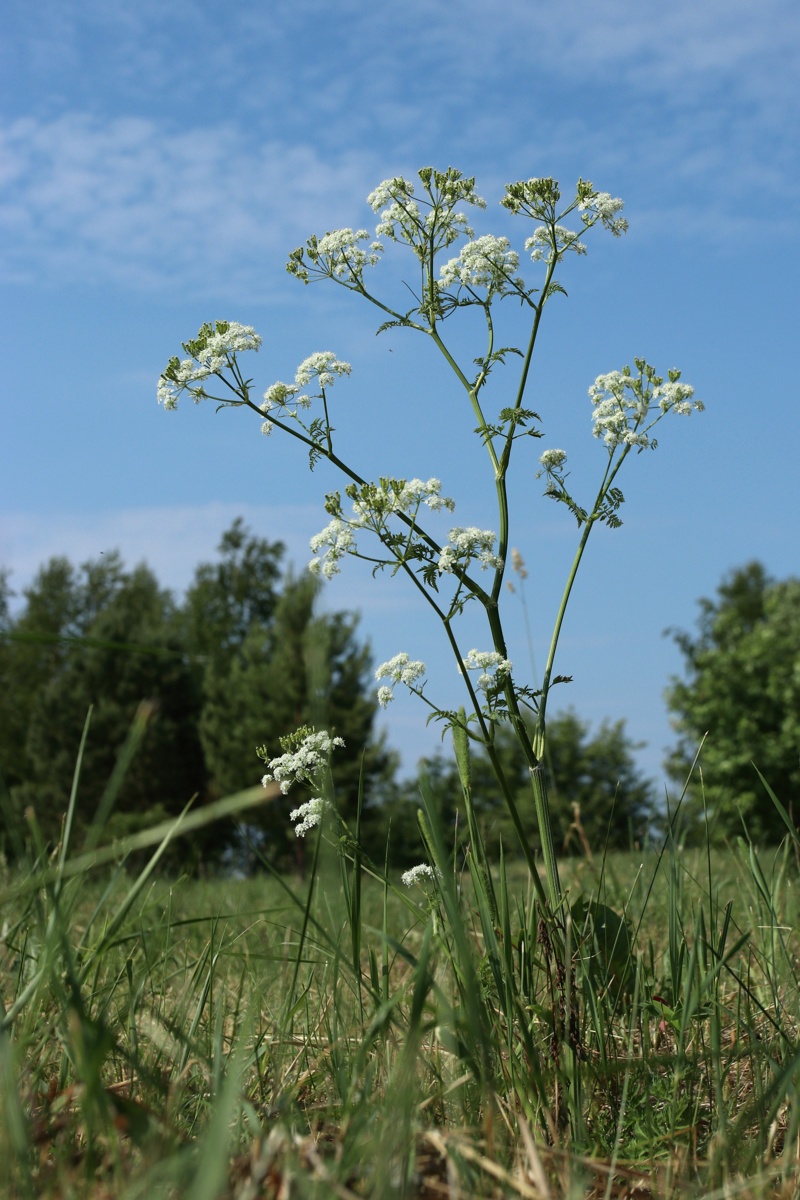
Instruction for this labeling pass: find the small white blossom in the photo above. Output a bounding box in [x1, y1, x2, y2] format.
[588, 366, 702, 449]
[196, 322, 261, 370]
[289, 797, 326, 837]
[375, 653, 427, 707]
[314, 228, 383, 279]
[462, 649, 512, 692]
[261, 729, 345, 794]
[367, 177, 416, 212]
[525, 225, 586, 263]
[376, 653, 427, 686]
[578, 192, 628, 236]
[158, 321, 261, 409]
[157, 357, 212, 409]
[438, 527, 502, 573]
[538, 448, 567, 472]
[308, 518, 356, 578]
[368, 172, 484, 248]
[653, 380, 700, 413]
[401, 863, 442, 888]
[263, 381, 301, 411]
[295, 352, 352, 388]
[377, 200, 422, 237]
[350, 477, 455, 525]
[439, 235, 521, 291]
[396, 477, 455, 513]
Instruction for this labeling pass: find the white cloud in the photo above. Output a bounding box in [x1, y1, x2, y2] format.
[0, 115, 379, 295]
[1, 0, 797, 294]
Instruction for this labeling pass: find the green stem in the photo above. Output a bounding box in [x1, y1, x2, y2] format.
[427, 327, 501, 477]
[538, 447, 630, 737]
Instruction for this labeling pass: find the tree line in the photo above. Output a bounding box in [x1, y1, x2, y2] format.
[0, 525, 795, 865]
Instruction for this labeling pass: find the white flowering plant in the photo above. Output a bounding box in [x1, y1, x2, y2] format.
[160, 166, 702, 921]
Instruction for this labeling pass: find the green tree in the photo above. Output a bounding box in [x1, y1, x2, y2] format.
[0, 558, 81, 797]
[665, 561, 800, 841]
[181, 517, 284, 666]
[2, 554, 206, 849]
[199, 566, 396, 864]
[6, 555, 206, 850]
[1, 521, 397, 869]
[384, 709, 654, 865]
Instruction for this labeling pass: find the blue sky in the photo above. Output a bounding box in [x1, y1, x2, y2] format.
[2, 0, 799, 787]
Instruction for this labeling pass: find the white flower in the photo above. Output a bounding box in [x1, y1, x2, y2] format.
[439, 235, 521, 291]
[289, 798, 326, 837]
[578, 191, 628, 236]
[653, 380, 698, 413]
[395, 477, 455, 513]
[157, 374, 183, 410]
[196, 322, 261, 368]
[158, 321, 261, 409]
[295, 352, 352, 388]
[525, 225, 586, 263]
[375, 654, 426, 708]
[367, 177, 416, 211]
[313, 228, 383, 279]
[376, 652, 427, 686]
[588, 365, 702, 449]
[262, 381, 300, 411]
[538, 448, 567, 471]
[260, 729, 345, 794]
[368, 172, 484, 248]
[350, 477, 455, 525]
[401, 863, 441, 888]
[438, 527, 502, 573]
[157, 357, 212, 409]
[308, 518, 356, 579]
[462, 649, 512, 692]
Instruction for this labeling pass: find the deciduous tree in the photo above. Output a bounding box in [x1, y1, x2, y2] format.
[665, 561, 800, 841]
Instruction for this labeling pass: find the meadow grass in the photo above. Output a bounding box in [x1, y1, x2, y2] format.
[2, 790, 800, 1199]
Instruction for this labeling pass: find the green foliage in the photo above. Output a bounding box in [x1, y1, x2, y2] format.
[383, 709, 654, 864]
[0, 522, 392, 868]
[180, 516, 284, 664]
[2, 555, 205, 851]
[665, 561, 800, 841]
[199, 566, 396, 862]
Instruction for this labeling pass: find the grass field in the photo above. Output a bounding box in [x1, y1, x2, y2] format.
[3, 801, 800, 1199]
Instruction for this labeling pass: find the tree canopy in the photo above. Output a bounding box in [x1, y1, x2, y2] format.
[0, 522, 393, 866]
[665, 561, 800, 842]
[380, 709, 655, 865]
[1, 521, 666, 869]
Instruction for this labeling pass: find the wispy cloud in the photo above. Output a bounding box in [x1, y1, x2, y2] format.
[2, 0, 797, 293]
[0, 115, 379, 295]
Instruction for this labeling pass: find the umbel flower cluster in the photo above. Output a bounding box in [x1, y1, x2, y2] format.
[462, 649, 513, 693]
[588, 363, 703, 449]
[261, 352, 352, 435]
[257, 726, 344, 793]
[308, 478, 460, 580]
[375, 652, 428, 708]
[158, 321, 262, 409]
[288, 797, 327, 837]
[401, 863, 442, 888]
[286, 168, 627, 303]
